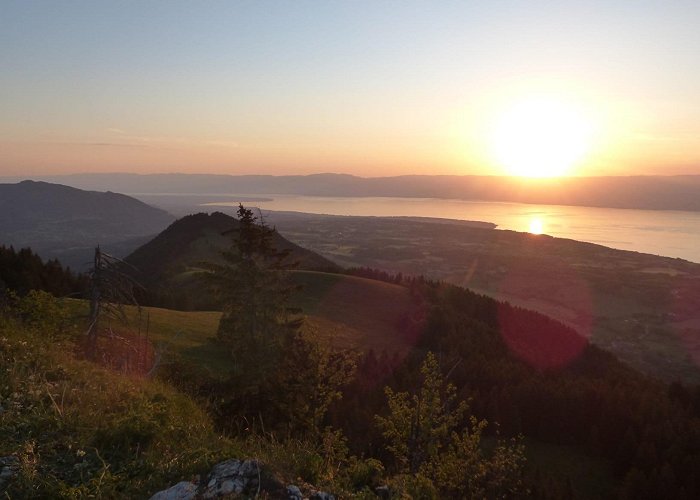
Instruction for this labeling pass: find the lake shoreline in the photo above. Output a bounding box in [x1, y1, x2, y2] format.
[134, 193, 700, 264]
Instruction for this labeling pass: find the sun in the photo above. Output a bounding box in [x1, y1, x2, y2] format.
[488, 96, 594, 178]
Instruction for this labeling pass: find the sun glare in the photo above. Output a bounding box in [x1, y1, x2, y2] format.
[489, 97, 594, 178]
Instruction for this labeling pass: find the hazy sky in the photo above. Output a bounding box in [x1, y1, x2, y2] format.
[2, 1, 699, 177]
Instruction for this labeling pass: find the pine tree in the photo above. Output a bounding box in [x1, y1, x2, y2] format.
[206, 204, 302, 383]
[205, 205, 356, 435]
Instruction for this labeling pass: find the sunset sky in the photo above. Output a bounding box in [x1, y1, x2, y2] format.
[2, 1, 699, 177]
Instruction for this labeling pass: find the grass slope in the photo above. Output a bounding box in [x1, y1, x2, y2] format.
[4, 274, 617, 497]
[68, 271, 416, 376]
[0, 319, 239, 497]
[291, 271, 417, 354]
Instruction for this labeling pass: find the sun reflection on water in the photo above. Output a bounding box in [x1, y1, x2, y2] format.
[529, 218, 544, 234]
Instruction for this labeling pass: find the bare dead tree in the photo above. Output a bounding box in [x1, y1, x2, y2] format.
[85, 246, 142, 358]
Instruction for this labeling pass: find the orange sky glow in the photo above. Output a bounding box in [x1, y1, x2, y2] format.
[2, 2, 699, 178]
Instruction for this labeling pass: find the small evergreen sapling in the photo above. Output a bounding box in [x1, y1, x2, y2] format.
[375, 352, 526, 497]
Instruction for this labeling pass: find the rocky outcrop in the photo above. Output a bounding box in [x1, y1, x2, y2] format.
[149, 458, 335, 500]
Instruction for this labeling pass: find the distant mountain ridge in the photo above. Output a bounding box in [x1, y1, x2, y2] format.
[11, 172, 700, 211]
[0, 180, 175, 269]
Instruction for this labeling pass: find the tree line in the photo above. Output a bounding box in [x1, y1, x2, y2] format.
[0, 245, 86, 299]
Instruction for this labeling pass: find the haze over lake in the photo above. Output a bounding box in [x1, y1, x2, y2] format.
[196, 195, 700, 264]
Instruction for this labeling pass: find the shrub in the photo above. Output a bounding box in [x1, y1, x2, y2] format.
[16, 290, 73, 338]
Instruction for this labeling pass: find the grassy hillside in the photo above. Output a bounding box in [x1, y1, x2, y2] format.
[7, 267, 700, 497]
[54, 273, 617, 498]
[0, 317, 240, 498]
[290, 271, 418, 354]
[0, 301, 368, 498]
[6, 245, 700, 498]
[66, 271, 416, 376]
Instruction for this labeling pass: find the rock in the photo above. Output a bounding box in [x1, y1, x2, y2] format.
[148, 458, 338, 500]
[149, 481, 197, 500]
[149, 459, 261, 499]
[201, 459, 260, 499]
[375, 485, 391, 499]
[286, 484, 303, 499]
[310, 491, 336, 500]
[0, 456, 19, 491]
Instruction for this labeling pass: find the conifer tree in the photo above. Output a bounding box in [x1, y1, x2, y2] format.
[206, 205, 356, 435]
[206, 204, 302, 383]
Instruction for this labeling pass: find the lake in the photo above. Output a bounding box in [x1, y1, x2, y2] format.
[182, 194, 700, 264]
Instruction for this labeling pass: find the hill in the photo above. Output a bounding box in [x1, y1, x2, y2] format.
[0, 181, 174, 270]
[14, 172, 700, 212]
[124, 212, 339, 309]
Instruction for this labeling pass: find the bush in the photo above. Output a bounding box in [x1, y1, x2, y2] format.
[375, 352, 527, 497]
[16, 290, 73, 338]
[347, 457, 385, 491]
[386, 473, 440, 499]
